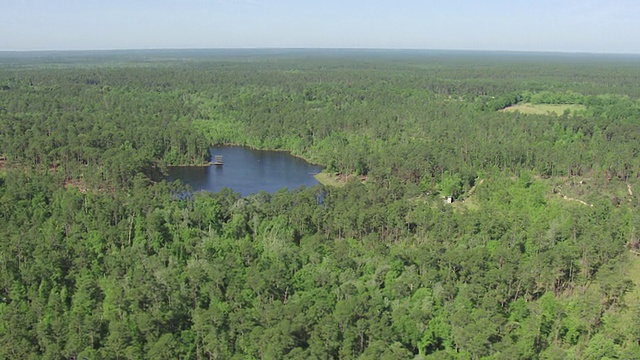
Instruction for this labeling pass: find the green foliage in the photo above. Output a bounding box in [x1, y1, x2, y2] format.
[438, 171, 462, 199]
[0, 50, 639, 358]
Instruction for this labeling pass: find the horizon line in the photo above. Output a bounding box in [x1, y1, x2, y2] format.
[1, 47, 639, 57]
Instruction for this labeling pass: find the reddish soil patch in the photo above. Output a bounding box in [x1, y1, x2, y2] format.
[64, 179, 87, 193]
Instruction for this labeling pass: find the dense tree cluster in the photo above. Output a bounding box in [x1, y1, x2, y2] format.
[1, 171, 638, 359]
[1, 50, 640, 358]
[0, 66, 210, 188]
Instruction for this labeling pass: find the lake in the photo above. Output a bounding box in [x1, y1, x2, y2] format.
[166, 146, 323, 196]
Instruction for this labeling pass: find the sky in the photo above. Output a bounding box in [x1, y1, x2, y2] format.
[1, 0, 639, 53]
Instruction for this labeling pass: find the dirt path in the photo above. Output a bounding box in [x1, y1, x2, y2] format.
[560, 194, 593, 207]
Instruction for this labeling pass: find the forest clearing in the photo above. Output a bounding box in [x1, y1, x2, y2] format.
[501, 103, 586, 116]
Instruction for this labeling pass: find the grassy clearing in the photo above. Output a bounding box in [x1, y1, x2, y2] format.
[314, 172, 367, 187]
[314, 172, 346, 187]
[452, 196, 480, 211]
[624, 256, 640, 303]
[543, 176, 637, 209]
[501, 103, 586, 116]
[620, 255, 640, 329]
[449, 179, 483, 212]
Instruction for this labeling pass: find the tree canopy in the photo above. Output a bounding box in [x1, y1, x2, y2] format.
[1, 50, 640, 359]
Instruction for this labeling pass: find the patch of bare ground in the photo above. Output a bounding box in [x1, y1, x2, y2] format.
[548, 175, 639, 207]
[315, 172, 367, 187]
[64, 178, 87, 193]
[559, 194, 593, 207]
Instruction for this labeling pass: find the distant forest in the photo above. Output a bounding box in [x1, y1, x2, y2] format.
[1, 50, 640, 359]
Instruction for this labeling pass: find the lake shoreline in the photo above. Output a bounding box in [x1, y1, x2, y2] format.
[166, 163, 213, 167]
[212, 143, 326, 167]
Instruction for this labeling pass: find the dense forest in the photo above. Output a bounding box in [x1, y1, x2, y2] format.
[1, 49, 640, 359]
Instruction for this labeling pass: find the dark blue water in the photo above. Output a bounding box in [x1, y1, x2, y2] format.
[166, 147, 323, 196]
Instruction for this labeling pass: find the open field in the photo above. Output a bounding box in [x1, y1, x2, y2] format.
[501, 103, 586, 115]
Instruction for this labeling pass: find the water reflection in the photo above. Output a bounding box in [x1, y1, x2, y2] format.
[166, 146, 323, 196]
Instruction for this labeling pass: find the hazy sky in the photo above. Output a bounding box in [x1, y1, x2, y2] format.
[2, 0, 639, 53]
